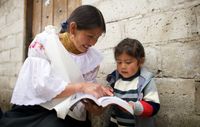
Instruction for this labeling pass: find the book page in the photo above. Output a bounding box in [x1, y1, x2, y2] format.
[68, 93, 101, 108]
[98, 96, 134, 115]
[64, 93, 134, 115]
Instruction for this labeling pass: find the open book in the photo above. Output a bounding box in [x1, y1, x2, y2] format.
[68, 93, 134, 115]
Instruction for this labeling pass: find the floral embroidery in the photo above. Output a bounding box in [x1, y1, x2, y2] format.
[29, 41, 45, 50]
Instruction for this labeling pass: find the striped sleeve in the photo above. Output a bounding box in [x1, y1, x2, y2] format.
[134, 100, 160, 117]
[134, 78, 160, 117]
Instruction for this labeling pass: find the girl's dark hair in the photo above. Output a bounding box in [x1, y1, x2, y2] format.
[60, 5, 106, 33]
[114, 38, 145, 61]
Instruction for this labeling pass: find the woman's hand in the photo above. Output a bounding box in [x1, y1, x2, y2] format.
[55, 82, 113, 98]
[81, 82, 113, 98]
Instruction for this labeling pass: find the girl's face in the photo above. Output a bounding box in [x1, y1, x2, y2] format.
[71, 24, 103, 53]
[116, 52, 141, 78]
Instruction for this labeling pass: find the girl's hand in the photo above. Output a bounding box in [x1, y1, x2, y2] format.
[128, 101, 135, 109]
[116, 101, 134, 114]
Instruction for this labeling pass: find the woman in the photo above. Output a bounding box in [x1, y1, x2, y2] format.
[0, 5, 113, 127]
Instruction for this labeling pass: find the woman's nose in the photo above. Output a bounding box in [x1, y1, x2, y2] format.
[89, 38, 97, 46]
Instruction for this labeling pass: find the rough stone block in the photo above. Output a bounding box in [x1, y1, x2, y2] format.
[144, 45, 162, 76]
[98, 49, 116, 77]
[9, 76, 17, 89]
[192, 4, 200, 34]
[195, 80, 200, 115]
[0, 50, 10, 63]
[0, 15, 6, 28]
[124, 7, 199, 43]
[0, 76, 10, 89]
[95, 22, 124, 50]
[10, 48, 23, 62]
[16, 32, 24, 50]
[125, 17, 150, 43]
[3, 35, 16, 50]
[83, 0, 200, 23]
[0, 38, 4, 51]
[6, 9, 20, 24]
[13, 0, 25, 9]
[156, 78, 195, 114]
[83, 0, 148, 22]
[161, 41, 200, 78]
[0, 63, 20, 77]
[156, 113, 200, 127]
[147, 9, 195, 42]
[0, 89, 12, 111]
[0, 19, 23, 39]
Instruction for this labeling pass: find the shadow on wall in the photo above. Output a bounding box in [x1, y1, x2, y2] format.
[0, 107, 2, 118]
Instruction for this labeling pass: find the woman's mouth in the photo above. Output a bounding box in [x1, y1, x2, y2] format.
[83, 45, 90, 50]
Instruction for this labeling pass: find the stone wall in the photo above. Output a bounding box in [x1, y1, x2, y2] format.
[82, 0, 200, 127]
[0, 0, 25, 110]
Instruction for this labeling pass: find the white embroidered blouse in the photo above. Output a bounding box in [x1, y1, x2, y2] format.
[11, 26, 103, 106]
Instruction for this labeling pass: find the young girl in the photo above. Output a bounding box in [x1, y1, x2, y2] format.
[107, 38, 160, 127]
[0, 5, 113, 127]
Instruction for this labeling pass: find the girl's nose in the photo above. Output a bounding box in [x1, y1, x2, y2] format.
[121, 63, 127, 68]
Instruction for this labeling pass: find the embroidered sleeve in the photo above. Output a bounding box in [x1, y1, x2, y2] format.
[28, 33, 49, 60]
[11, 32, 70, 105]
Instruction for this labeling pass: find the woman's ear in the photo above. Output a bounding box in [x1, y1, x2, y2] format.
[69, 22, 77, 35]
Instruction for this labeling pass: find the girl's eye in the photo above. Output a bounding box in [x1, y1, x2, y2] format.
[126, 62, 132, 64]
[117, 61, 122, 64]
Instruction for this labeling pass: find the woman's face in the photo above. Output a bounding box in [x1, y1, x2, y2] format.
[116, 52, 140, 78]
[71, 26, 103, 53]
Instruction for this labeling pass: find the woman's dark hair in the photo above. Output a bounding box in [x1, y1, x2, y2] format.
[60, 5, 106, 33]
[114, 38, 145, 61]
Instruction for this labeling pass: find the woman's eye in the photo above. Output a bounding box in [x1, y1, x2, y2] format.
[88, 35, 94, 38]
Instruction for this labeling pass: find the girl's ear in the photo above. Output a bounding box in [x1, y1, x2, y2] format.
[69, 22, 77, 35]
[138, 57, 145, 66]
